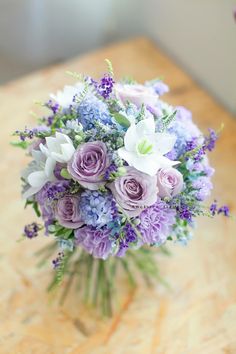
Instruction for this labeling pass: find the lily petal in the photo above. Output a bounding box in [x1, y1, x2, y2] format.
[28, 171, 47, 188]
[155, 133, 176, 154]
[136, 116, 155, 136]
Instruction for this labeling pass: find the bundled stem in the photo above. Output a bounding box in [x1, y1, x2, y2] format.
[37, 243, 169, 317]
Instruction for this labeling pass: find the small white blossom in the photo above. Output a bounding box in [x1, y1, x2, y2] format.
[50, 82, 84, 108]
[22, 150, 55, 199]
[40, 132, 75, 164]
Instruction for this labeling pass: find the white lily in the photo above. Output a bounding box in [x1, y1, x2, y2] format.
[118, 116, 178, 176]
[50, 82, 84, 108]
[40, 132, 75, 164]
[22, 150, 56, 199]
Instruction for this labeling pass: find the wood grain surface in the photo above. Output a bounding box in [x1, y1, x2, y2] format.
[0, 37, 236, 354]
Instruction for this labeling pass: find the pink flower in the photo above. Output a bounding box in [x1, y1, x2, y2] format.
[55, 194, 84, 229]
[68, 141, 109, 190]
[114, 83, 158, 108]
[157, 167, 183, 198]
[108, 167, 158, 217]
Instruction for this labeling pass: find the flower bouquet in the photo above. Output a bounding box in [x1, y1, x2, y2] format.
[13, 60, 229, 315]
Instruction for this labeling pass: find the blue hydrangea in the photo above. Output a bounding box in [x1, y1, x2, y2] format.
[80, 190, 117, 228]
[76, 94, 112, 130]
[167, 106, 203, 158]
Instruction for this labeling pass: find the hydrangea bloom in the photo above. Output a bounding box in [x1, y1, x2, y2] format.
[77, 94, 112, 130]
[80, 190, 117, 228]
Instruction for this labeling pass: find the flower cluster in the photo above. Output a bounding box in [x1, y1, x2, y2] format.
[15, 63, 229, 262]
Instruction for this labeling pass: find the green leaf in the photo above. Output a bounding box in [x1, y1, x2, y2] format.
[32, 202, 41, 217]
[10, 141, 29, 149]
[112, 113, 130, 128]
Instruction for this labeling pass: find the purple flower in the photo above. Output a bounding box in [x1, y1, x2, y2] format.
[157, 167, 183, 198]
[68, 141, 110, 190]
[204, 128, 218, 152]
[192, 177, 213, 201]
[138, 199, 176, 245]
[75, 226, 112, 259]
[116, 223, 139, 257]
[108, 167, 158, 217]
[152, 81, 169, 96]
[210, 200, 218, 216]
[218, 205, 230, 217]
[24, 222, 39, 238]
[97, 75, 115, 99]
[55, 194, 84, 229]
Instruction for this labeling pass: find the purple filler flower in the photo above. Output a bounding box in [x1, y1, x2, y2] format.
[55, 194, 84, 229]
[75, 226, 112, 259]
[68, 141, 110, 190]
[108, 167, 158, 217]
[24, 222, 39, 239]
[138, 199, 176, 245]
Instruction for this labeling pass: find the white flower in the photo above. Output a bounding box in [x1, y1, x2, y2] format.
[118, 116, 178, 176]
[114, 83, 158, 108]
[50, 82, 84, 108]
[65, 120, 83, 133]
[22, 150, 56, 199]
[40, 132, 75, 164]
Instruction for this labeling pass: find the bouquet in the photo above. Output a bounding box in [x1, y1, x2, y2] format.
[13, 60, 229, 315]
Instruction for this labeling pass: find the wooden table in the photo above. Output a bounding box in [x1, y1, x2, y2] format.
[0, 37, 236, 354]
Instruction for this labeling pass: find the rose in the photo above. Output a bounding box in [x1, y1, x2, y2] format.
[114, 83, 158, 108]
[68, 141, 109, 190]
[156, 167, 183, 198]
[108, 167, 158, 217]
[55, 194, 83, 229]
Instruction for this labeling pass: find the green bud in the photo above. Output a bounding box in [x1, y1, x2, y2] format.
[75, 135, 83, 143]
[117, 166, 127, 176]
[60, 168, 71, 180]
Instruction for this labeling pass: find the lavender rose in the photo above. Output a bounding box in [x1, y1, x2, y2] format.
[157, 167, 183, 198]
[68, 141, 109, 190]
[108, 167, 158, 217]
[114, 83, 158, 108]
[55, 194, 83, 229]
[75, 226, 112, 259]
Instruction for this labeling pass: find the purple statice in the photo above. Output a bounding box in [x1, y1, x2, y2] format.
[204, 129, 218, 152]
[24, 222, 39, 238]
[178, 204, 193, 222]
[80, 190, 117, 228]
[210, 200, 218, 216]
[218, 205, 230, 217]
[15, 125, 50, 141]
[75, 226, 113, 259]
[209, 201, 230, 217]
[52, 252, 64, 269]
[152, 81, 169, 96]
[192, 177, 213, 201]
[104, 163, 117, 180]
[116, 223, 138, 257]
[46, 181, 70, 200]
[76, 94, 112, 130]
[138, 199, 176, 245]
[186, 138, 198, 152]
